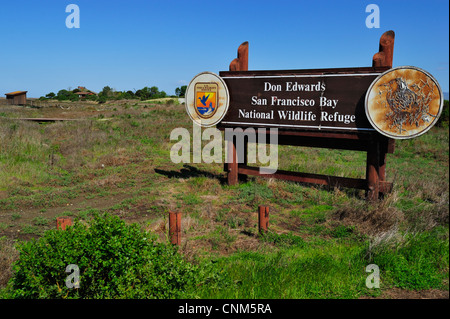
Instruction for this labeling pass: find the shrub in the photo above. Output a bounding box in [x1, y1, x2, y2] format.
[97, 95, 107, 104]
[68, 93, 79, 102]
[436, 99, 449, 127]
[7, 214, 208, 299]
[85, 94, 98, 102]
[166, 99, 177, 105]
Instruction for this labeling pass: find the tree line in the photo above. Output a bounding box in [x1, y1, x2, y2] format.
[40, 85, 187, 103]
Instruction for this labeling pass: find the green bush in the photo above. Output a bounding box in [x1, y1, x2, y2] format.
[85, 94, 98, 102]
[7, 214, 208, 299]
[436, 100, 449, 127]
[97, 95, 107, 104]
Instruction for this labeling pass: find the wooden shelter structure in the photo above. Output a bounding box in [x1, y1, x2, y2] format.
[5, 91, 27, 105]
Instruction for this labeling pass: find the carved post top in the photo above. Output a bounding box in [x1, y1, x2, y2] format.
[229, 41, 249, 71]
[373, 30, 395, 68]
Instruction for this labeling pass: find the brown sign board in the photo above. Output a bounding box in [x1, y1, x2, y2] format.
[218, 66, 390, 133]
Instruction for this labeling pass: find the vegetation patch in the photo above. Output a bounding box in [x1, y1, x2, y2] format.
[0, 100, 448, 299]
[4, 214, 224, 299]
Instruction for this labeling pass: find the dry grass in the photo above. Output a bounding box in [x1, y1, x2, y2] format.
[0, 238, 18, 288]
[333, 192, 405, 236]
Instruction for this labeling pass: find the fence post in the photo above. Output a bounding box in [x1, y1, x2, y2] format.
[56, 217, 73, 230]
[258, 205, 269, 234]
[366, 140, 380, 201]
[169, 212, 181, 245]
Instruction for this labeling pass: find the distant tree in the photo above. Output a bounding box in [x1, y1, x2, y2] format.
[110, 86, 165, 101]
[56, 89, 71, 101]
[135, 89, 143, 99]
[136, 87, 153, 100]
[85, 94, 98, 102]
[45, 92, 56, 99]
[180, 85, 186, 97]
[175, 85, 187, 97]
[436, 99, 449, 127]
[56, 89, 79, 101]
[99, 86, 114, 98]
[117, 90, 136, 100]
[68, 93, 79, 101]
[97, 95, 107, 103]
[150, 86, 159, 98]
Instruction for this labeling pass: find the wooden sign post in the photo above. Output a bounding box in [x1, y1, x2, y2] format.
[217, 31, 396, 200]
[56, 217, 73, 230]
[169, 211, 182, 246]
[258, 205, 269, 234]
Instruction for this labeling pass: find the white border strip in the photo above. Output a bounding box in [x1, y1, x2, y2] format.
[220, 121, 375, 131]
[221, 73, 381, 79]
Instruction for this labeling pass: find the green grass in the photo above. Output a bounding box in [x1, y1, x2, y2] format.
[32, 216, 49, 226]
[194, 242, 369, 298]
[193, 227, 448, 298]
[20, 225, 39, 235]
[370, 227, 449, 290]
[260, 231, 306, 247]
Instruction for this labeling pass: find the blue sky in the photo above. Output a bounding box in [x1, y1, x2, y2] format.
[0, 0, 448, 97]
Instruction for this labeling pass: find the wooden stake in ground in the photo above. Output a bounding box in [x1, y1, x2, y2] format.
[258, 206, 269, 234]
[169, 212, 181, 245]
[56, 217, 72, 230]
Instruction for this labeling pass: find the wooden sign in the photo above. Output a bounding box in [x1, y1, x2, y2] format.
[219, 67, 389, 132]
[214, 31, 398, 201]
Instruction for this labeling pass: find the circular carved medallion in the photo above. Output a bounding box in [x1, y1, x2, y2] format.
[365, 66, 443, 139]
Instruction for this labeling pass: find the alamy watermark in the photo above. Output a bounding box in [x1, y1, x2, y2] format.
[365, 264, 380, 289]
[65, 264, 80, 289]
[66, 4, 80, 29]
[170, 124, 279, 174]
[365, 4, 380, 29]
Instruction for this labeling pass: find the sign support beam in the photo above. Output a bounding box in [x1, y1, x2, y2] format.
[368, 30, 395, 200]
[226, 42, 249, 185]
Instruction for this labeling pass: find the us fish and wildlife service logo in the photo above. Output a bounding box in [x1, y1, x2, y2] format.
[365, 66, 443, 139]
[195, 83, 218, 118]
[185, 72, 230, 127]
